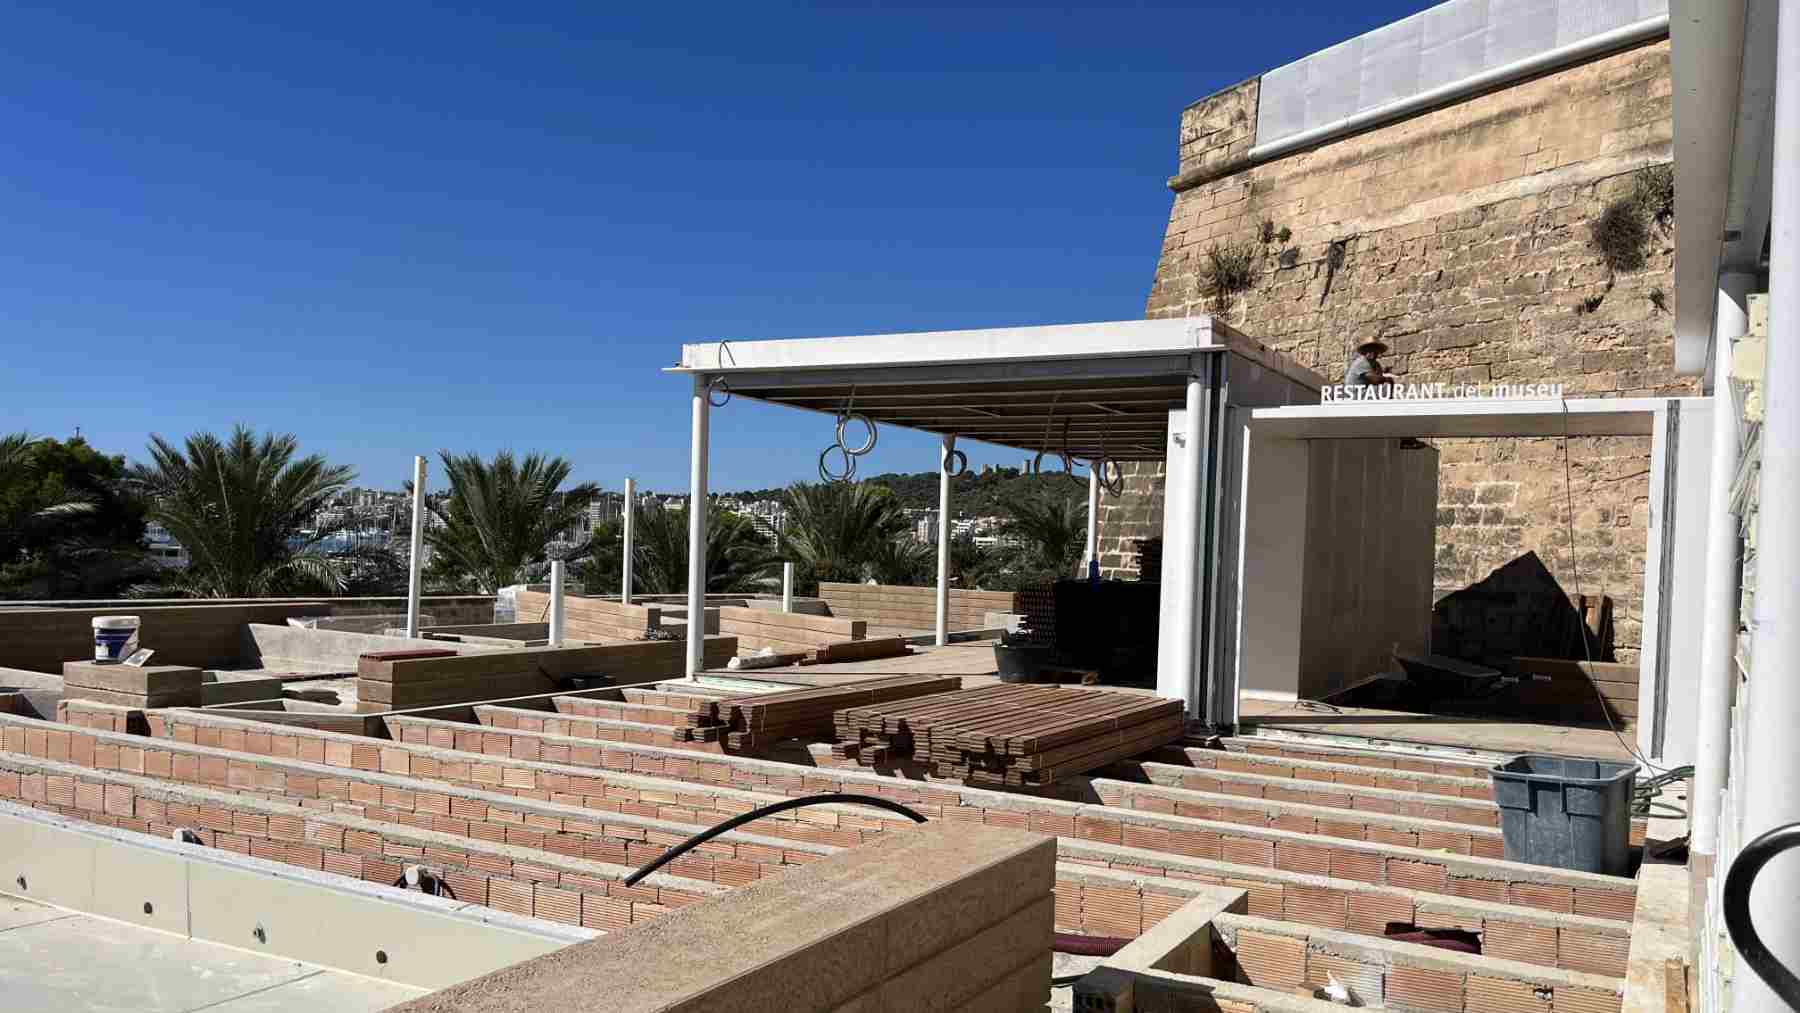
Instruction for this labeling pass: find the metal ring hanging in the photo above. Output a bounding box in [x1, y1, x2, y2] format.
[1032, 448, 1075, 478]
[706, 377, 732, 408]
[1096, 457, 1126, 496]
[942, 436, 968, 477]
[819, 444, 856, 483]
[835, 412, 878, 456]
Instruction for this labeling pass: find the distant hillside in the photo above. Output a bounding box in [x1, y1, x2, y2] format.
[736, 466, 1088, 519]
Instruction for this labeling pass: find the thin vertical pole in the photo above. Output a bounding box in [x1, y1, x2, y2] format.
[686, 377, 711, 678]
[936, 436, 953, 647]
[405, 456, 426, 639]
[782, 562, 794, 613]
[1086, 464, 1101, 576]
[622, 477, 636, 605]
[548, 560, 566, 647]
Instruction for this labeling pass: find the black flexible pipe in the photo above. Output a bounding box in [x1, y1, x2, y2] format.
[623, 793, 928, 887]
[1724, 821, 1800, 1006]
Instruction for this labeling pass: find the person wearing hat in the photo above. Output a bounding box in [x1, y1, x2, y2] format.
[1344, 339, 1394, 389]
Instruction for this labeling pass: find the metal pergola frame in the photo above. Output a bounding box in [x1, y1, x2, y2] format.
[665, 316, 1323, 687]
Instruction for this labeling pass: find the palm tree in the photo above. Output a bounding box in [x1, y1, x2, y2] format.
[997, 494, 1088, 577]
[572, 518, 623, 593]
[129, 426, 354, 597]
[420, 450, 598, 594]
[778, 482, 911, 590]
[862, 533, 935, 586]
[629, 499, 777, 595]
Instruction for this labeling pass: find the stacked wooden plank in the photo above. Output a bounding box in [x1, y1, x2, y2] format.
[683, 675, 961, 753]
[834, 684, 1184, 788]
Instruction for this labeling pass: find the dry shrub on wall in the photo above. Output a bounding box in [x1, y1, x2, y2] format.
[1592, 199, 1650, 273]
[1199, 242, 1258, 311]
[1591, 163, 1674, 275]
[1633, 163, 1675, 230]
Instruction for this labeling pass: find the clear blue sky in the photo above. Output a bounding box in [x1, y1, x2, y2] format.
[1, 1, 1429, 493]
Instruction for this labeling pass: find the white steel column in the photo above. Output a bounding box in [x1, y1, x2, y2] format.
[782, 563, 794, 613]
[1693, 273, 1753, 858]
[1740, 6, 1800, 1008]
[548, 560, 567, 647]
[621, 477, 635, 605]
[1162, 370, 1207, 714]
[1085, 464, 1100, 576]
[404, 455, 426, 639]
[686, 377, 711, 678]
[935, 435, 953, 647]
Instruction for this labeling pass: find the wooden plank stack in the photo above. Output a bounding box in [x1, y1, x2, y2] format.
[834, 684, 1185, 788]
[681, 675, 961, 753]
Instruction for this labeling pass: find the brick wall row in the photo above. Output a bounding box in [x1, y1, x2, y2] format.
[144, 709, 904, 851]
[1213, 914, 1623, 1012]
[0, 752, 713, 931]
[370, 714, 1635, 921]
[1122, 762, 1500, 828]
[1056, 840, 1628, 980]
[9, 712, 826, 889]
[474, 704, 723, 754]
[19, 705, 1630, 976]
[1092, 780, 1507, 858]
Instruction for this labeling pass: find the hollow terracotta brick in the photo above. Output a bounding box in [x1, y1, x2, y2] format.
[1386, 858, 1448, 892]
[1477, 918, 1556, 964]
[1384, 964, 1465, 1012]
[1509, 882, 1575, 914]
[1231, 928, 1307, 990]
[1465, 974, 1551, 1013]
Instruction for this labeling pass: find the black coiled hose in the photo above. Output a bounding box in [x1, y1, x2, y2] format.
[622, 793, 928, 887]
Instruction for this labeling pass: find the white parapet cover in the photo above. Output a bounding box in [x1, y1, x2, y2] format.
[1254, 0, 1668, 152]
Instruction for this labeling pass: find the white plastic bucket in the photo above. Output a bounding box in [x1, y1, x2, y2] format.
[92, 615, 140, 664]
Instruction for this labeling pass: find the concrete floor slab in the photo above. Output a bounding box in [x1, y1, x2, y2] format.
[0, 897, 422, 1013]
[199, 968, 421, 1012]
[1237, 697, 1638, 761]
[0, 897, 73, 932]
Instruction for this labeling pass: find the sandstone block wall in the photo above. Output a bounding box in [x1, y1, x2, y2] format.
[1100, 39, 1682, 663]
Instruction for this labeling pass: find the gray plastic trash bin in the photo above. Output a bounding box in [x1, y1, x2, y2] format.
[1490, 755, 1636, 876]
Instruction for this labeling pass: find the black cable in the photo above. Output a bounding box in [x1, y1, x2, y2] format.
[622, 793, 928, 887]
[1724, 821, 1800, 1006]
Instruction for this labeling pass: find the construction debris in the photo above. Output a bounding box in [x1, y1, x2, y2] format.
[834, 684, 1185, 787]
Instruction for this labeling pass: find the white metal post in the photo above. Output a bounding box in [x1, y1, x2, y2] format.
[1179, 372, 1206, 716]
[548, 560, 566, 647]
[936, 435, 953, 647]
[404, 455, 426, 639]
[621, 477, 635, 605]
[782, 563, 794, 613]
[1693, 274, 1752, 858]
[1740, 7, 1799, 1009]
[686, 377, 711, 678]
[1085, 464, 1100, 576]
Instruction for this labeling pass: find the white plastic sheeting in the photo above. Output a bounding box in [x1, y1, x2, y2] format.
[1254, 0, 1668, 150]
